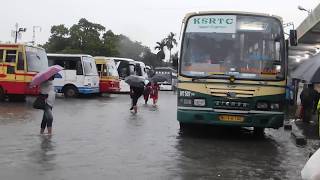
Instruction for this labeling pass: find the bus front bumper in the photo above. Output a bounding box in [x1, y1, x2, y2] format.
[177, 107, 284, 129]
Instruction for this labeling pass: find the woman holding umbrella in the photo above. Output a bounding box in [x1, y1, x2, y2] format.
[125, 75, 145, 113]
[130, 82, 145, 113]
[31, 65, 63, 135]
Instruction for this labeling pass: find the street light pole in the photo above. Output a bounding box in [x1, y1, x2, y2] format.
[13, 23, 26, 43]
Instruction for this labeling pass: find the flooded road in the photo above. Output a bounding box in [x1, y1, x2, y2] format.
[0, 92, 308, 179]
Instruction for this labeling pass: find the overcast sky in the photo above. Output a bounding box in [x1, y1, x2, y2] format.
[0, 0, 319, 51]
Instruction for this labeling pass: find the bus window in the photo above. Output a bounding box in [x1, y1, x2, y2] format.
[26, 47, 48, 72]
[0, 50, 3, 62]
[17, 52, 24, 70]
[5, 50, 17, 63]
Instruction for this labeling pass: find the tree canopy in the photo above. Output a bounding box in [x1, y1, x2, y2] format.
[43, 18, 163, 68]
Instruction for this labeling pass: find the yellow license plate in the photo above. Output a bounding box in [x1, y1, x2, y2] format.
[219, 115, 244, 122]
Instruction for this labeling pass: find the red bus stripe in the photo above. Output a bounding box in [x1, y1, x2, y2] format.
[0, 45, 18, 48]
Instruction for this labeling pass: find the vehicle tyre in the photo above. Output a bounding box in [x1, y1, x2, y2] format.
[253, 127, 265, 137]
[8, 95, 26, 102]
[0, 87, 5, 101]
[63, 86, 78, 98]
[179, 122, 193, 131]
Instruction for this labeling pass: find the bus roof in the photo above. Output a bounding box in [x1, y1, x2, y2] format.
[105, 57, 135, 62]
[0, 43, 45, 50]
[182, 11, 283, 23]
[47, 53, 92, 58]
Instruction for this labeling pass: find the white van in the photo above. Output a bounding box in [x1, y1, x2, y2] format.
[47, 54, 99, 97]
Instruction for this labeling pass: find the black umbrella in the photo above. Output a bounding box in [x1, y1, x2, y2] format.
[150, 74, 168, 83]
[125, 75, 145, 87]
[291, 54, 320, 83]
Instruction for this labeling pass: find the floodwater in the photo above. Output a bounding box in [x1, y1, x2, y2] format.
[0, 92, 309, 179]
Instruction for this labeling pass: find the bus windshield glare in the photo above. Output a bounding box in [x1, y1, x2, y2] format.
[180, 15, 284, 80]
[26, 47, 48, 72]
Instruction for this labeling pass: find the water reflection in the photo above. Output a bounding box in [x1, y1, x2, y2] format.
[30, 135, 56, 173]
[174, 126, 282, 179]
[0, 102, 39, 124]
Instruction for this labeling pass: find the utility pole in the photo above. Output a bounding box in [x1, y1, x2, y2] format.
[12, 23, 26, 43]
[32, 26, 41, 45]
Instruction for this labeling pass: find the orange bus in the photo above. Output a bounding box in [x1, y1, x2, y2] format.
[94, 56, 120, 93]
[0, 44, 48, 101]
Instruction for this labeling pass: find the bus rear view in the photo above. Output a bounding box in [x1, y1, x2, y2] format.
[178, 12, 288, 134]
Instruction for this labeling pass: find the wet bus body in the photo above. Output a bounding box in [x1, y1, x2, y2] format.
[0, 44, 48, 101]
[177, 11, 295, 134]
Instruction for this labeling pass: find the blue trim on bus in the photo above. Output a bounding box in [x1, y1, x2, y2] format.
[54, 86, 99, 94]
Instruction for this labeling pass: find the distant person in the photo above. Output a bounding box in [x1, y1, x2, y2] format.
[300, 84, 318, 123]
[40, 75, 56, 135]
[150, 82, 160, 106]
[143, 82, 152, 104]
[129, 83, 145, 113]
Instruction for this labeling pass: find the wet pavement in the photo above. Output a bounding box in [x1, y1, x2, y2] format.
[0, 92, 312, 179]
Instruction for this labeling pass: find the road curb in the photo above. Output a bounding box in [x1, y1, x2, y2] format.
[291, 121, 307, 146]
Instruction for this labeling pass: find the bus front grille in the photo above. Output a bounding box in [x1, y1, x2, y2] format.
[208, 88, 255, 97]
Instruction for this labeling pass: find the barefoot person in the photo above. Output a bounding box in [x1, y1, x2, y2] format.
[129, 82, 145, 113]
[150, 82, 160, 106]
[40, 75, 56, 135]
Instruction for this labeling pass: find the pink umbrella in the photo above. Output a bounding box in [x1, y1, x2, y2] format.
[30, 65, 63, 87]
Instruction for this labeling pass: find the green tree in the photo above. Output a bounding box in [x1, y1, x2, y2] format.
[154, 39, 166, 61]
[69, 18, 105, 55]
[43, 24, 70, 53]
[102, 30, 119, 56]
[165, 32, 177, 63]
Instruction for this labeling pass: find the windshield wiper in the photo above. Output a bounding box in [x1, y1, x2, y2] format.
[191, 73, 232, 81]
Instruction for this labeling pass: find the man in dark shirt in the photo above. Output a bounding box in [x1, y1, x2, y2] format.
[300, 84, 319, 123]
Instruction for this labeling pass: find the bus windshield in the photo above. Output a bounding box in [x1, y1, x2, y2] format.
[26, 47, 48, 72]
[83, 56, 98, 76]
[181, 14, 284, 80]
[106, 61, 119, 77]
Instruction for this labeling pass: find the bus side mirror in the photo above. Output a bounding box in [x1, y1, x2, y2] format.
[289, 30, 298, 46]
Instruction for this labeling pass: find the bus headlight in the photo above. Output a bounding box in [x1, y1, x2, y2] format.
[270, 103, 280, 110]
[256, 102, 268, 110]
[193, 99, 206, 107]
[179, 98, 192, 106]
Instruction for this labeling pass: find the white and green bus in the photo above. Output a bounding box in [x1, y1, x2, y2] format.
[177, 11, 296, 134]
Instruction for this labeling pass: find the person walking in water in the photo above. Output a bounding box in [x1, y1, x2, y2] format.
[143, 82, 151, 104]
[150, 82, 160, 106]
[40, 75, 55, 135]
[300, 84, 318, 123]
[129, 82, 145, 113]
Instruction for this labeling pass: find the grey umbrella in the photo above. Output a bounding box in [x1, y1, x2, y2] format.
[150, 74, 168, 83]
[125, 75, 145, 87]
[291, 54, 320, 83]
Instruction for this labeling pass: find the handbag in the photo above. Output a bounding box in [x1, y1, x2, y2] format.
[33, 94, 47, 110]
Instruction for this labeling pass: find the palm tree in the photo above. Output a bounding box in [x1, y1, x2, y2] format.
[154, 39, 166, 61]
[165, 32, 177, 63]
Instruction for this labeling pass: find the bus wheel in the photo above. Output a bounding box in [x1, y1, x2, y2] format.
[179, 122, 193, 131]
[0, 87, 5, 101]
[63, 86, 78, 98]
[8, 95, 26, 102]
[253, 127, 265, 137]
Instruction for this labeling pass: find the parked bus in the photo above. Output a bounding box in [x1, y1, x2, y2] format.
[154, 67, 177, 90]
[135, 61, 149, 79]
[48, 54, 99, 97]
[0, 44, 48, 101]
[177, 11, 296, 134]
[94, 56, 120, 93]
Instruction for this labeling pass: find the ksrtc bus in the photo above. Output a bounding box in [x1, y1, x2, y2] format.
[154, 67, 177, 90]
[111, 57, 147, 93]
[178, 11, 297, 134]
[94, 56, 120, 93]
[0, 44, 48, 101]
[48, 54, 99, 97]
